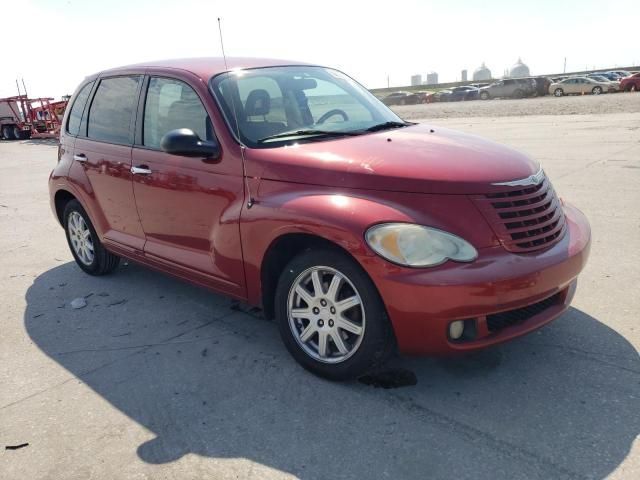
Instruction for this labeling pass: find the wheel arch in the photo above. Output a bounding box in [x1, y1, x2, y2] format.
[53, 189, 78, 225]
[259, 232, 363, 321]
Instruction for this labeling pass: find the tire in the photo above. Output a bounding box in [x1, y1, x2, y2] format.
[275, 248, 394, 380]
[13, 126, 30, 140]
[592, 86, 602, 95]
[480, 91, 490, 100]
[2, 125, 16, 140]
[554, 88, 564, 97]
[630, 84, 637, 92]
[63, 200, 120, 275]
[512, 89, 523, 99]
[399, 99, 406, 105]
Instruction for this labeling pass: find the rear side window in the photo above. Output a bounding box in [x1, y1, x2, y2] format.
[143, 77, 210, 149]
[88, 76, 141, 144]
[66, 82, 94, 136]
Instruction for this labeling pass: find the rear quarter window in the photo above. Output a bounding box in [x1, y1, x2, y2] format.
[87, 76, 142, 144]
[66, 82, 94, 136]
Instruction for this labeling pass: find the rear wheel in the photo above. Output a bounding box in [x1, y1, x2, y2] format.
[2, 126, 16, 140]
[554, 88, 564, 97]
[512, 89, 524, 99]
[630, 84, 638, 92]
[592, 86, 603, 95]
[63, 200, 120, 275]
[275, 248, 394, 380]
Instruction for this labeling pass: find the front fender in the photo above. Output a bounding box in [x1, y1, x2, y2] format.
[241, 180, 497, 306]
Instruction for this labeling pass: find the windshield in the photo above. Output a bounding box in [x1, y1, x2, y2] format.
[210, 66, 404, 148]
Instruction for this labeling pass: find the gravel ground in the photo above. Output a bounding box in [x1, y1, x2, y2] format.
[1, 98, 639, 479]
[392, 91, 640, 119]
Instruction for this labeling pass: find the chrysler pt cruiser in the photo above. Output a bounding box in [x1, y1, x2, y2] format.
[49, 58, 591, 380]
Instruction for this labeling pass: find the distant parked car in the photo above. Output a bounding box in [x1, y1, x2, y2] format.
[478, 79, 534, 99]
[382, 91, 431, 106]
[620, 72, 640, 92]
[586, 74, 621, 91]
[411, 91, 435, 104]
[469, 83, 490, 88]
[591, 72, 622, 81]
[549, 77, 615, 96]
[522, 77, 552, 97]
[609, 70, 632, 79]
[434, 86, 479, 102]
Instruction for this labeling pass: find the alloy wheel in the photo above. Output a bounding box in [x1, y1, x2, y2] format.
[287, 266, 365, 364]
[68, 211, 94, 265]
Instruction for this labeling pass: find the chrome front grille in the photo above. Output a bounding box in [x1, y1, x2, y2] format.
[473, 174, 566, 253]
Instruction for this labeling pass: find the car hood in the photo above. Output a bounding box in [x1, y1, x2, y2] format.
[245, 124, 540, 195]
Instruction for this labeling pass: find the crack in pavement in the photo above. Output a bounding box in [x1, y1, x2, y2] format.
[520, 340, 640, 375]
[555, 144, 640, 180]
[385, 392, 587, 479]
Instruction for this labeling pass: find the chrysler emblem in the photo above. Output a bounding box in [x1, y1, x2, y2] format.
[492, 168, 545, 187]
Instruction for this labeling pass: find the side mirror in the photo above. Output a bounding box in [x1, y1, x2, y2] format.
[160, 129, 220, 159]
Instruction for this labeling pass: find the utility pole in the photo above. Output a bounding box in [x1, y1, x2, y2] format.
[387, 75, 390, 88]
[563, 57, 566, 73]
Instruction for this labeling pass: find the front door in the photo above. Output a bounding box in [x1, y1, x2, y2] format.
[131, 76, 245, 297]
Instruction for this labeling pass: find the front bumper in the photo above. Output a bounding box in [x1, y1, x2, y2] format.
[366, 202, 591, 355]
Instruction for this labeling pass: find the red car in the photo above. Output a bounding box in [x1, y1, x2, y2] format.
[49, 58, 591, 380]
[620, 72, 640, 92]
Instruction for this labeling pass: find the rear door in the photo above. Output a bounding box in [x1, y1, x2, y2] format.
[130, 75, 245, 297]
[60, 79, 95, 176]
[73, 74, 146, 252]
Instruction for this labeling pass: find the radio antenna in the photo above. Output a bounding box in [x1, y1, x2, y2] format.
[217, 17, 255, 209]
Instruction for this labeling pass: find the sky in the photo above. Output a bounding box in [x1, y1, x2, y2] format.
[3, 0, 638, 99]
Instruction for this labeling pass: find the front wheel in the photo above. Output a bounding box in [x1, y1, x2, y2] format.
[554, 88, 564, 97]
[480, 91, 490, 100]
[275, 249, 394, 380]
[592, 86, 602, 95]
[13, 126, 31, 140]
[63, 200, 120, 275]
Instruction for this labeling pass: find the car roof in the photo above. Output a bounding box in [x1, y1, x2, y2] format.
[97, 57, 311, 80]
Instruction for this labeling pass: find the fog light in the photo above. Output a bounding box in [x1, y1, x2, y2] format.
[449, 320, 465, 340]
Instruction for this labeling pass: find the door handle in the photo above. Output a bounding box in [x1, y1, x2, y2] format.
[73, 153, 87, 162]
[131, 165, 152, 175]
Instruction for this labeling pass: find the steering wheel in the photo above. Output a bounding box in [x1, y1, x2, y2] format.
[317, 109, 349, 124]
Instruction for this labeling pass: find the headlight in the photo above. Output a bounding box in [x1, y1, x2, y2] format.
[365, 223, 477, 267]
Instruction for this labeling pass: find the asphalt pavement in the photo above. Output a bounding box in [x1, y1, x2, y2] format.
[1, 109, 638, 479]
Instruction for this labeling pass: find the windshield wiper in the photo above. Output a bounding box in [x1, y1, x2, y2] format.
[257, 129, 362, 143]
[363, 121, 411, 133]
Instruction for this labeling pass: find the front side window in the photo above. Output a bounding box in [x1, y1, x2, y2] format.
[87, 76, 141, 144]
[211, 66, 403, 148]
[143, 77, 211, 149]
[66, 81, 94, 136]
